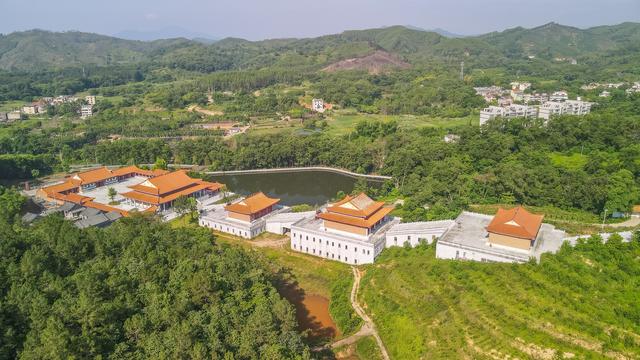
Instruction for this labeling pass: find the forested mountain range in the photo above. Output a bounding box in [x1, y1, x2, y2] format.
[1, 22, 639, 72]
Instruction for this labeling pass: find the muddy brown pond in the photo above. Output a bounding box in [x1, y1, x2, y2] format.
[278, 282, 340, 343]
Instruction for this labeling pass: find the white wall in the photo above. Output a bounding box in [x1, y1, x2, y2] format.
[199, 218, 264, 239]
[435, 241, 528, 263]
[386, 231, 438, 248]
[290, 229, 379, 265]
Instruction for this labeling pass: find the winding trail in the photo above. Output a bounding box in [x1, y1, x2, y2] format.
[316, 267, 390, 359]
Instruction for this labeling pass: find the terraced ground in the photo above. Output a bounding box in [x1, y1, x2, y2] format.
[360, 236, 640, 359]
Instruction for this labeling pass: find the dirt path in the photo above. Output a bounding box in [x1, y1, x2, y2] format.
[187, 105, 224, 116]
[605, 217, 640, 228]
[315, 267, 390, 359]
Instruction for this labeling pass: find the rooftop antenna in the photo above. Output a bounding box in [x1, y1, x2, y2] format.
[460, 61, 464, 81]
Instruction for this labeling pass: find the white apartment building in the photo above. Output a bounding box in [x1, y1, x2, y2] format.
[85, 95, 96, 105]
[550, 91, 569, 102]
[538, 99, 592, 120]
[22, 105, 37, 115]
[80, 105, 93, 118]
[479, 104, 538, 126]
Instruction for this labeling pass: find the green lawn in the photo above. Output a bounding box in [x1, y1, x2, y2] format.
[0, 100, 24, 112]
[549, 152, 589, 171]
[360, 241, 640, 359]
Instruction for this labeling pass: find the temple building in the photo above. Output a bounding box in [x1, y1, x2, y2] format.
[486, 207, 543, 251]
[121, 170, 224, 212]
[199, 192, 286, 239]
[37, 166, 224, 220]
[289, 193, 397, 265]
[436, 206, 565, 263]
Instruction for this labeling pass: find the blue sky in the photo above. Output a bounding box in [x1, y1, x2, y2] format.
[1, 0, 638, 40]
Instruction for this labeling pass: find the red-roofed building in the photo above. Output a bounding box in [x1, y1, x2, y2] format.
[486, 206, 544, 250]
[317, 193, 394, 237]
[38, 166, 224, 218]
[289, 193, 397, 265]
[199, 192, 283, 239]
[121, 170, 224, 211]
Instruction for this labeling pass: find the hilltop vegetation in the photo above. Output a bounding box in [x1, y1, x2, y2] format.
[2, 22, 640, 72]
[0, 205, 310, 359]
[361, 237, 640, 359]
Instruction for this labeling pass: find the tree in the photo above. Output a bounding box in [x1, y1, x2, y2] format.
[605, 169, 638, 214]
[30, 169, 40, 179]
[173, 196, 197, 219]
[107, 187, 117, 203]
[153, 157, 168, 170]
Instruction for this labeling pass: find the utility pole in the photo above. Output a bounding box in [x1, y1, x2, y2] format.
[460, 61, 464, 81]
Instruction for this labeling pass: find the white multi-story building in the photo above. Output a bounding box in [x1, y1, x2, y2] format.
[80, 105, 93, 118]
[479, 104, 538, 126]
[290, 193, 397, 265]
[550, 91, 569, 102]
[538, 99, 592, 120]
[312, 98, 325, 113]
[85, 95, 96, 105]
[510, 82, 532, 92]
[22, 105, 38, 115]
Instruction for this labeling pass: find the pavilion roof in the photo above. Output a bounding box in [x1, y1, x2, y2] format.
[486, 206, 544, 240]
[225, 192, 280, 215]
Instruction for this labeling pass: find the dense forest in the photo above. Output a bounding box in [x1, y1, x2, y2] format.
[0, 188, 310, 359]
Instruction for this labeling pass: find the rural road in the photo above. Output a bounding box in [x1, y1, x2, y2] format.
[316, 267, 390, 359]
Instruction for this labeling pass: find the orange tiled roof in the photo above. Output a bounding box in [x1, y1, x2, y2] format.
[42, 180, 78, 196]
[633, 205, 640, 213]
[121, 182, 219, 205]
[128, 170, 200, 196]
[327, 193, 385, 218]
[318, 206, 394, 228]
[63, 193, 93, 205]
[486, 206, 544, 240]
[70, 167, 115, 185]
[225, 192, 280, 215]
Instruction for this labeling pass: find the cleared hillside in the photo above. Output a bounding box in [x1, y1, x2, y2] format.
[322, 50, 411, 74]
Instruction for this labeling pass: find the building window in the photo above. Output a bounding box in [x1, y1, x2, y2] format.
[345, 257, 348, 262]
[313, 238, 315, 242]
[345, 245, 348, 250]
[313, 249, 315, 254]
[338, 255, 341, 260]
[332, 242, 334, 246]
[306, 236, 308, 240]
[338, 244, 341, 248]
[306, 247, 308, 252]
[355, 259, 358, 264]
[354, 247, 357, 252]
[456, 250, 459, 259]
[319, 239, 322, 244]
[367, 250, 370, 255]
[394, 236, 397, 245]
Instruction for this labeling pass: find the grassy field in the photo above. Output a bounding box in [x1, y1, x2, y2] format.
[549, 152, 589, 171]
[360, 240, 640, 359]
[334, 336, 383, 360]
[0, 100, 24, 112]
[324, 112, 474, 136]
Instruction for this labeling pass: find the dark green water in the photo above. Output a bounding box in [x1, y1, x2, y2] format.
[208, 171, 380, 206]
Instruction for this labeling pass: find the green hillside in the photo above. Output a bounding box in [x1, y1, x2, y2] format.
[2, 22, 639, 72]
[361, 238, 640, 359]
[0, 30, 194, 71]
[478, 22, 640, 59]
